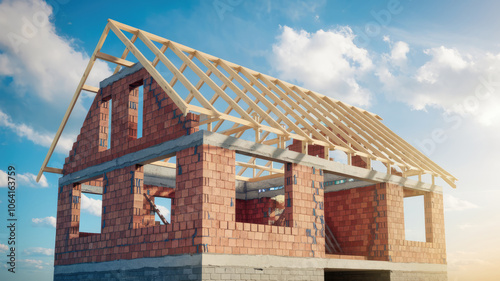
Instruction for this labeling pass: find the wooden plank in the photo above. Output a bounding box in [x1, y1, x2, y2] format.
[236, 161, 283, 174]
[149, 161, 176, 169]
[168, 52, 195, 87]
[81, 84, 99, 93]
[220, 125, 252, 136]
[36, 23, 112, 182]
[235, 175, 250, 182]
[247, 173, 284, 183]
[108, 21, 189, 114]
[44, 167, 63, 174]
[113, 33, 138, 74]
[95, 51, 135, 67]
[153, 43, 169, 67]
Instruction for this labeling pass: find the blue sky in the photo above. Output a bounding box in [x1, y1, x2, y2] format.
[1, 0, 500, 280]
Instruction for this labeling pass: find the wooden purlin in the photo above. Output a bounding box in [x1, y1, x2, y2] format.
[37, 19, 456, 188]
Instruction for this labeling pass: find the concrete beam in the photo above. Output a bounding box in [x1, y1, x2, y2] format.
[202, 131, 442, 193]
[59, 130, 442, 193]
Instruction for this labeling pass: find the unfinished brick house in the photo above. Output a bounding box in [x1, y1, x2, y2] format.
[37, 20, 456, 281]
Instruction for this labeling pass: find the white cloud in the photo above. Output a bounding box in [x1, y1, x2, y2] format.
[0, 243, 8, 252]
[81, 193, 102, 216]
[0, 108, 74, 153]
[156, 204, 170, 218]
[20, 259, 44, 270]
[0, 0, 112, 103]
[23, 247, 54, 256]
[18, 172, 48, 188]
[378, 45, 500, 126]
[416, 46, 469, 84]
[445, 194, 479, 212]
[271, 26, 373, 107]
[448, 251, 490, 268]
[0, 169, 48, 188]
[0, 169, 7, 187]
[32, 216, 56, 228]
[391, 41, 409, 63]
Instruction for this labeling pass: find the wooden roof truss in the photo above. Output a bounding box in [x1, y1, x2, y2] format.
[36, 19, 457, 188]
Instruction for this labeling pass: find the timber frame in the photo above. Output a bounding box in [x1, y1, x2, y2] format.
[36, 19, 457, 188]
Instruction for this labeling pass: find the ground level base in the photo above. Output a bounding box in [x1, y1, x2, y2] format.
[54, 254, 447, 281]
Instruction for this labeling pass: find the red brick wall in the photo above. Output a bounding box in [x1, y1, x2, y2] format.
[351, 155, 368, 168]
[287, 139, 325, 158]
[324, 184, 388, 260]
[62, 69, 199, 175]
[236, 197, 284, 225]
[386, 187, 447, 264]
[55, 145, 330, 264]
[324, 183, 447, 263]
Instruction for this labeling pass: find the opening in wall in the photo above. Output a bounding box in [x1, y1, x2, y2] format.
[403, 190, 426, 242]
[129, 80, 144, 139]
[78, 178, 104, 236]
[107, 99, 112, 149]
[98, 98, 112, 150]
[138, 84, 143, 138]
[235, 153, 286, 226]
[153, 197, 171, 224]
[79, 193, 102, 234]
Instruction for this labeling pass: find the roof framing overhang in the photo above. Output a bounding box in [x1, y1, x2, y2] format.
[36, 19, 457, 188]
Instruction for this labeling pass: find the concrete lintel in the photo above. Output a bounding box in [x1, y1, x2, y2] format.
[81, 184, 102, 195]
[143, 164, 176, 188]
[237, 188, 284, 200]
